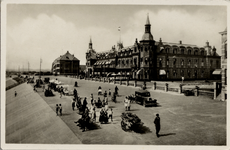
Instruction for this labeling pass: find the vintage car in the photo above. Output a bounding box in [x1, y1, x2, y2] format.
[135, 90, 157, 107]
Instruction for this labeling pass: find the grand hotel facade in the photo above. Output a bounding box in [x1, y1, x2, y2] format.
[86, 15, 221, 81]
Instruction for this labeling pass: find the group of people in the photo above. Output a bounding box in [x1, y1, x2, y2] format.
[56, 104, 62, 116]
[124, 96, 131, 111]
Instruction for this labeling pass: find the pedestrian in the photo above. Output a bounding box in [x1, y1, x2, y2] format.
[108, 108, 113, 122]
[72, 100, 75, 111]
[15, 91, 17, 97]
[154, 114, 161, 137]
[109, 89, 111, 96]
[74, 88, 77, 98]
[90, 94, 94, 105]
[56, 104, 59, 116]
[124, 96, 128, 111]
[59, 104, 62, 116]
[127, 98, 131, 111]
[83, 97, 88, 112]
[105, 97, 109, 110]
[104, 90, 107, 98]
[60, 86, 63, 98]
[115, 86, 119, 96]
[92, 107, 96, 122]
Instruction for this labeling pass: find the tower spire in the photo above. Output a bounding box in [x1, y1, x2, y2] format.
[146, 13, 150, 25]
[89, 36, 93, 50]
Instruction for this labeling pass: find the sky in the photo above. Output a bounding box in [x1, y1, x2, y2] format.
[5, 4, 227, 71]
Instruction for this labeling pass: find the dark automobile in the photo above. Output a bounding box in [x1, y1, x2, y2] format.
[135, 90, 157, 107]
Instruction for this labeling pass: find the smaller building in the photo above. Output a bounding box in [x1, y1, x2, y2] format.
[52, 51, 80, 75]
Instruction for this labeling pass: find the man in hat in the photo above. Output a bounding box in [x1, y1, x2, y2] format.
[154, 114, 161, 137]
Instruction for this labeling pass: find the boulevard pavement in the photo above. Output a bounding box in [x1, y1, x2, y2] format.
[5, 83, 82, 144]
[5, 76, 226, 145]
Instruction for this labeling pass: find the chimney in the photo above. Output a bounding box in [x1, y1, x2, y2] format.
[179, 41, 182, 44]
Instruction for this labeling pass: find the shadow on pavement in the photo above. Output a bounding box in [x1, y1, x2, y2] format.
[75, 120, 101, 131]
[159, 133, 176, 137]
[132, 125, 152, 134]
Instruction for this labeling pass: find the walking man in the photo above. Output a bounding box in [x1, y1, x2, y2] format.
[15, 91, 17, 97]
[154, 114, 161, 137]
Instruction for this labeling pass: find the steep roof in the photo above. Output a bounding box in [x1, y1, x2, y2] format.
[57, 51, 79, 61]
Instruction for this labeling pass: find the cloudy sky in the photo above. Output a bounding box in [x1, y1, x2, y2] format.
[5, 3, 227, 71]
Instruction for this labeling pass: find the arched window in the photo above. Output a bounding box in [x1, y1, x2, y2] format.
[194, 50, 198, 55]
[165, 47, 169, 53]
[201, 50, 204, 55]
[188, 49, 191, 55]
[173, 48, 177, 54]
[166, 58, 169, 66]
[181, 48, 184, 54]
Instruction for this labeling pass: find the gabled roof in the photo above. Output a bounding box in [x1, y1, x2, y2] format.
[56, 51, 79, 61]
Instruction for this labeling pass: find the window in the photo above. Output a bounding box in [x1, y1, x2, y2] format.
[195, 59, 198, 68]
[145, 57, 148, 65]
[181, 70, 184, 76]
[188, 70, 191, 78]
[145, 47, 148, 52]
[188, 60, 191, 67]
[166, 71, 169, 78]
[201, 70, 204, 77]
[201, 50, 204, 55]
[165, 47, 169, 53]
[188, 49, 191, 55]
[201, 59, 204, 67]
[194, 50, 198, 55]
[159, 59, 162, 67]
[181, 48, 184, 54]
[166, 58, 169, 66]
[130, 59, 133, 64]
[225, 43, 227, 58]
[173, 59, 177, 66]
[141, 47, 143, 52]
[225, 69, 227, 85]
[126, 59, 129, 65]
[210, 60, 213, 67]
[181, 59, 184, 66]
[173, 70, 177, 77]
[134, 47, 137, 52]
[173, 48, 177, 54]
[140, 57, 143, 62]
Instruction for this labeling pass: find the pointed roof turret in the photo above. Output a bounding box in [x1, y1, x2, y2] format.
[142, 13, 153, 41]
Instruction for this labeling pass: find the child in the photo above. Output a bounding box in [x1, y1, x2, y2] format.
[56, 104, 59, 116]
[109, 89, 111, 96]
[108, 108, 113, 122]
[59, 104, 62, 116]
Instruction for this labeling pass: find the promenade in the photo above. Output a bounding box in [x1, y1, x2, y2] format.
[5, 76, 226, 146]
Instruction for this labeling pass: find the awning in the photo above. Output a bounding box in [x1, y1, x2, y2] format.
[159, 70, 166, 75]
[111, 73, 116, 76]
[136, 68, 144, 75]
[212, 69, 222, 75]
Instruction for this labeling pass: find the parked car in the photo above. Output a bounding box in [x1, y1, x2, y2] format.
[135, 90, 157, 107]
